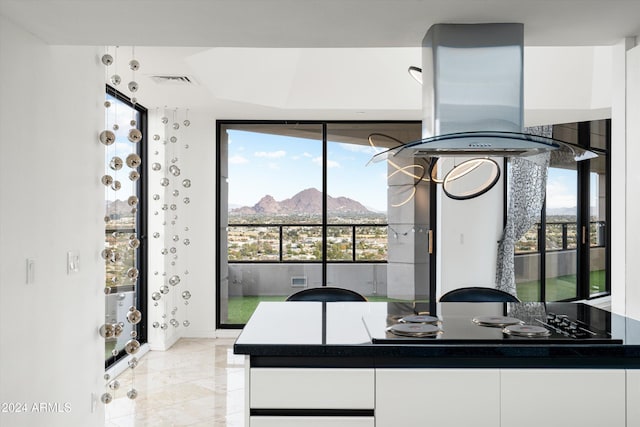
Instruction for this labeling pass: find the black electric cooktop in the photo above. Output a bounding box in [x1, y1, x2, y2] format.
[363, 302, 622, 345]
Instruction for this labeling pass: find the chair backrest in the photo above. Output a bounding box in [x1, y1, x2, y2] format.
[285, 287, 368, 302]
[439, 286, 520, 303]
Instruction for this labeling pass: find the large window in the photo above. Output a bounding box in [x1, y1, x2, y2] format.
[515, 120, 610, 302]
[103, 86, 147, 366]
[217, 121, 421, 326]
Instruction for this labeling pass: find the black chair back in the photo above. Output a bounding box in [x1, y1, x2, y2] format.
[439, 286, 520, 303]
[286, 287, 367, 302]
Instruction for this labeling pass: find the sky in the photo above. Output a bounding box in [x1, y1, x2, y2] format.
[226, 129, 599, 214]
[227, 129, 388, 212]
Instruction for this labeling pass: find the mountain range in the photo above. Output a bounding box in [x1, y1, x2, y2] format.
[231, 188, 372, 215]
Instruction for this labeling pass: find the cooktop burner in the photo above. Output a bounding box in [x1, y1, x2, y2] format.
[387, 323, 441, 338]
[503, 324, 551, 338]
[472, 315, 523, 327]
[400, 315, 439, 324]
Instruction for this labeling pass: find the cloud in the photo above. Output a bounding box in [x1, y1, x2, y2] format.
[268, 162, 280, 170]
[340, 144, 379, 155]
[254, 150, 286, 158]
[312, 157, 340, 168]
[229, 155, 249, 164]
[302, 152, 313, 158]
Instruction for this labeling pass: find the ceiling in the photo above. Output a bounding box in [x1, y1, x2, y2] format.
[2, 0, 637, 120]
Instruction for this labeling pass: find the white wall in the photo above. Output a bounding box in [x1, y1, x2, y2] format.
[0, 15, 105, 427]
[145, 110, 218, 340]
[625, 43, 640, 320]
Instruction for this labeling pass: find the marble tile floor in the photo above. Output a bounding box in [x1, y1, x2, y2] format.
[105, 338, 245, 427]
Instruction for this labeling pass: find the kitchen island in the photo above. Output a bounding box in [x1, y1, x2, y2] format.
[234, 301, 640, 427]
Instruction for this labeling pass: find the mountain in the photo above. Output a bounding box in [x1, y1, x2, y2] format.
[231, 188, 372, 215]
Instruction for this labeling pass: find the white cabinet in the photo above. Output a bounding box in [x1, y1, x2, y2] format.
[250, 417, 374, 427]
[250, 368, 374, 409]
[628, 370, 640, 426]
[376, 369, 500, 427]
[501, 369, 626, 427]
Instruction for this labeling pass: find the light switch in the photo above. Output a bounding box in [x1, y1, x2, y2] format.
[67, 251, 79, 274]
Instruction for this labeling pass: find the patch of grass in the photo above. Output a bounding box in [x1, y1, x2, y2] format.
[516, 270, 606, 302]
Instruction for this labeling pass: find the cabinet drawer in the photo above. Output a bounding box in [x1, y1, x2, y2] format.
[250, 368, 374, 409]
[251, 416, 374, 427]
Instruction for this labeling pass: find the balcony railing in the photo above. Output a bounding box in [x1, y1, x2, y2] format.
[515, 221, 606, 254]
[227, 223, 388, 262]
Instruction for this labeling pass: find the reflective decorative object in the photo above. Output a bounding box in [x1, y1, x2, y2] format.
[99, 130, 116, 146]
[104, 374, 111, 381]
[153, 134, 160, 141]
[159, 285, 169, 294]
[112, 123, 119, 131]
[152, 321, 160, 328]
[153, 232, 160, 238]
[124, 339, 140, 355]
[170, 319, 179, 327]
[128, 357, 138, 369]
[130, 330, 137, 338]
[99, 323, 115, 338]
[172, 122, 180, 130]
[127, 196, 139, 207]
[182, 179, 191, 188]
[172, 190, 180, 197]
[126, 153, 142, 168]
[127, 389, 138, 400]
[161, 116, 169, 124]
[182, 291, 191, 300]
[109, 156, 123, 170]
[129, 59, 140, 71]
[128, 129, 142, 143]
[161, 204, 168, 211]
[110, 74, 121, 85]
[171, 235, 179, 242]
[183, 119, 191, 127]
[183, 239, 190, 246]
[101, 175, 113, 186]
[126, 267, 139, 279]
[101, 393, 113, 404]
[170, 204, 177, 211]
[169, 136, 178, 143]
[161, 248, 168, 255]
[129, 238, 140, 249]
[127, 81, 139, 92]
[183, 320, 191, 327]
[131, 97, 137, 105]
[160, 178, 170, 187]
[111, 180, 121, 191]
[160, 323, 168, 330]
[169, 165, 180, 176]
[183, 197, 190, 204]
[129, 171, 140, 181]
[101, 54, 114, 66]
[127, 309, 142, 325]
[171, 157, 178, 163]
[151, 162, 162, 171]
[184, 144, 190, 149]
[169, 247, 177, 254]
[152, 193, 160, 200]
[113, 323, 123, 337]
[151, 291, 161, 301]
[111, 348, 119, 356]
[104, 101, 111, 108]
[108, 380, 120, 390]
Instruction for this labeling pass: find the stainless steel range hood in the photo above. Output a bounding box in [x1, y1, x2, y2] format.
[371, 23, 596, 162]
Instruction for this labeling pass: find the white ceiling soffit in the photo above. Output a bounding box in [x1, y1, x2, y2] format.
[185, 48, 421, 111]
[1, 0, 640, 47]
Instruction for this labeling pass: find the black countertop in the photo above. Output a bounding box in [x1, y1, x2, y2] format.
[234, 302, 640, 368]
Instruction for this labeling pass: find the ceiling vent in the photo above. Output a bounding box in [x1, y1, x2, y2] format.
[149, 75, 198, 85]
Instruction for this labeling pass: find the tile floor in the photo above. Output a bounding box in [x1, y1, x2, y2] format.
[105, 338, 245, 427]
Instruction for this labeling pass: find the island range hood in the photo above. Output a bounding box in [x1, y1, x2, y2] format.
[371, 23, 596, 162]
